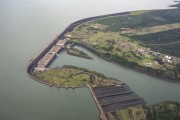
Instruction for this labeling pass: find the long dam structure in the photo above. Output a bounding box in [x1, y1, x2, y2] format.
[27, 11, 129, 79]
[27, 11, 145, 120]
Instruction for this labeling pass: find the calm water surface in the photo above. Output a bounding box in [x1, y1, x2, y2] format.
[50, 46, 180, 104]
[0, 0, 178, 120]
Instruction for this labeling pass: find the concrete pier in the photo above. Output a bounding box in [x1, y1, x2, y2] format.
[88, 85, 104, 114]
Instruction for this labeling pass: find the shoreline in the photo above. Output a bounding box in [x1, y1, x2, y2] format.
[32, 65, 146, 119]
[32, 65, 124, 88]
[27, 9, 179, 88]
[70, 41, 180, 83]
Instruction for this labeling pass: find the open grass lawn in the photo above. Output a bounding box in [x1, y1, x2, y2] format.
[65, 74, 90, 86]
[116, 109, 131, 120]
[80, 31, 155, 66]
[35, 66, 122, 87]
[35, 68, 91, 86]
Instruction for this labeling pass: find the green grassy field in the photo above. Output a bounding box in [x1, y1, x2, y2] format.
[35, 66, 122, 87]
[35, 67, 90, 86]
[116, 109, 131, 120]
[67, 9, 180, 80]
[144, 102, 180, 120]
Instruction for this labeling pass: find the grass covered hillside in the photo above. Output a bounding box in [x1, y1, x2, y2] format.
[66, 9, 180, 80]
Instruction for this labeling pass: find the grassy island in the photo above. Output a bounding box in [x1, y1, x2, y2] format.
[34, 65, 122, 87]
[65, 9, 180, 80]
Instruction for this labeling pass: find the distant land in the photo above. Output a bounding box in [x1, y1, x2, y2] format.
[170, 0, 180, 8]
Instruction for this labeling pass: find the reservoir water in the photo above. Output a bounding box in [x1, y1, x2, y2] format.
[0, 0, 179, 120]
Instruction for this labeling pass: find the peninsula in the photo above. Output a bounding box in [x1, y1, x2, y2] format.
[65, 9, 180, 81]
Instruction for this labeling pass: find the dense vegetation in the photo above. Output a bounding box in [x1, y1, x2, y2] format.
[144, 102, 180, 120]
[112, 102, 180, 120]
[130, 28, 180, 57]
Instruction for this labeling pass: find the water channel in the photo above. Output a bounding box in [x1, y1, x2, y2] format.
[0, 0, 179, 120]
[50, 46, 180, 104]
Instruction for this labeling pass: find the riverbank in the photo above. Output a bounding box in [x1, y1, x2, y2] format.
[34, 65, 122, 88]
[67, 41, 180, 83]
[65, 9, 180, 81]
